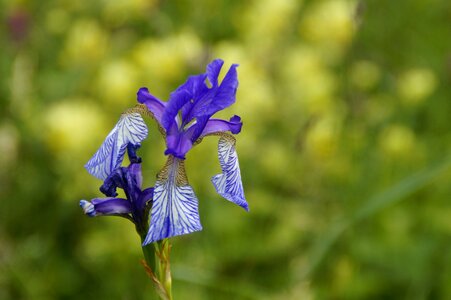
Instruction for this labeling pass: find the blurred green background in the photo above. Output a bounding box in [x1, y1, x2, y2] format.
[1, 0, 451, 299]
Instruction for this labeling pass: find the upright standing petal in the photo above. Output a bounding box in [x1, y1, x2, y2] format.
[211, 134, 248, 211]
[85, 111, 148, 180]
[143, 156, 202, 245]
[209, 63, 239, 112]
[185, 62, 238, 120]
[206, 59, 224, 87]
[161, 89, 192, 133]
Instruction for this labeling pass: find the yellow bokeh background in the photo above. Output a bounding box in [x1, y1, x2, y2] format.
[1, 0, 451, 299]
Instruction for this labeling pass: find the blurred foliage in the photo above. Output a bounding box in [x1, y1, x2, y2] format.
[1, 0, 451, 299]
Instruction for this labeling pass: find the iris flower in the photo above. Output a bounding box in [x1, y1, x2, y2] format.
[80, 161, 153, 236]
[81, 59, 247, 245]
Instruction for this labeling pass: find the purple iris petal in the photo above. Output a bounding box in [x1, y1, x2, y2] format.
[161, 89, 192, 133]
[179, 75, 209, 124]
[143, 59, 239, 159]
[138, 187, 154, 211]
[164, 132, 194, 159]
[126, 163, 143, 189]
[80, 197, 132, 216]
[80, 163, 153, 235]
[100, 163, 143, 196]
[127, 143, 142, 164]
[206, 59, 224, 87]
[100, 169, 123, 197]
[137, 87, 166, 127]
[207, 63, 239, 113]
[200, 115, 243, 138]
[180, 61, 239, 124]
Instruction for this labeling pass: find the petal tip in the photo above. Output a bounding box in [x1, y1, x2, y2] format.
[229, 115, 242, 134]
[80, 200, 96, 217]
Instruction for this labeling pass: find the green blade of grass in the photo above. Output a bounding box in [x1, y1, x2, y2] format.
[301, 155, 451, 280]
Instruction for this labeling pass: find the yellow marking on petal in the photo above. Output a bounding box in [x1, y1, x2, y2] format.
[125, 104, 166, 137]
[157, 155, 189, 186]
[196, 131, 236, 146]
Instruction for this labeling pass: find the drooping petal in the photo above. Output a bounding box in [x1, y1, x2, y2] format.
[211, 134, 248, 211]
[137, 87, 166, 128]
[80, 197, 131, 217]
[200, 115, 242, 138]
[143, 156, 202, 245]
[85, 112, 148, 180]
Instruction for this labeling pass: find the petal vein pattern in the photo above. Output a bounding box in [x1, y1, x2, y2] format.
[143, 157, 202, 245]
[212, 135, 248, 211]
[85, 113, 148, 180]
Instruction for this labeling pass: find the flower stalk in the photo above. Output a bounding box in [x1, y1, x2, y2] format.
[141, 239, 173, 300]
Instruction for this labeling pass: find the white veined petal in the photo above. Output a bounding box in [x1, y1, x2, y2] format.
[143, 156, 202, 245]
[211, 135, 248, 211]
[85, 112, 148, 180]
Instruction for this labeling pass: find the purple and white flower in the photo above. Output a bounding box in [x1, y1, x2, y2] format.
[80, 162, 154, 236]
[80, 59, 247, 245]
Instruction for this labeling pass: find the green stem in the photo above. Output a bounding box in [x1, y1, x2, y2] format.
[140, 236, 173, 300]
[141, 239, 156, 272]
[156, 239, 173, 300]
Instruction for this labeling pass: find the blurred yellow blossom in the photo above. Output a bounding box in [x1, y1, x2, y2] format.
[299, 0, 357, 61]
[349, 60, 381, 90]
[397, 68, 437, 105]
[214, 42, 274, 124]
[97, 59, 138, 106]
[44, 100, 107, 154]
[242, 0, 300, 50]
[379, 124, 416, 158]
[260, 141, 291, 180]
[305, 114, 342, 160]
[300, 0, 356, 45]
[283, 46, 337, 115]
[132, 31, 202, 86]
[101, 0, 156, 26]
[61, 19, 108, 66]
